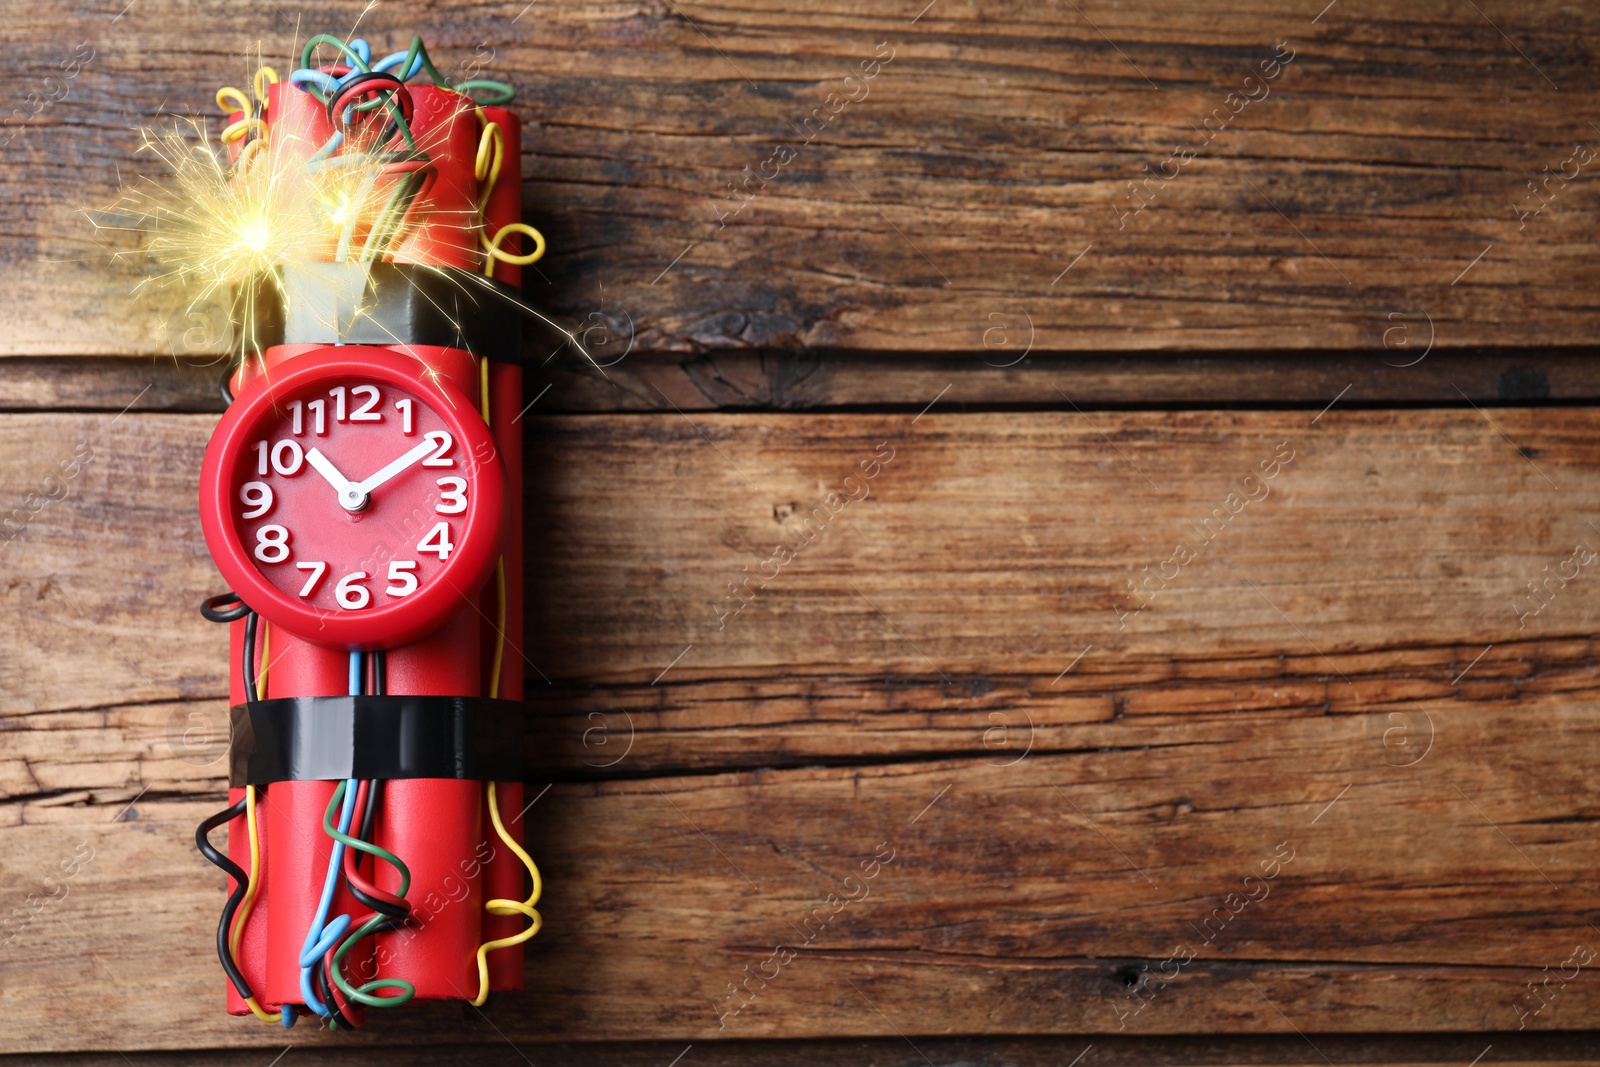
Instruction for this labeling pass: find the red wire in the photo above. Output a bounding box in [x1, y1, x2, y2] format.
[323, 945, 360, 1027]
[342, 781, 410, 913]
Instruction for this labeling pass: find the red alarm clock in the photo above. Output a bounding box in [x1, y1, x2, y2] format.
[200, 347, 505, 649]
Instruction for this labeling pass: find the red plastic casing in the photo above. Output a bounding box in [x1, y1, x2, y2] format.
[200, 347, 504, 650]
[218, 79, 531, 1019]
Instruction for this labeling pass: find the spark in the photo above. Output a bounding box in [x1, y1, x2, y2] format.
[96, 50, 602, 379]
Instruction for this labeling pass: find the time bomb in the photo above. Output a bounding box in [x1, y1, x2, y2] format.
[177, 31, 551, 1030]
[202, 348, 504, 649]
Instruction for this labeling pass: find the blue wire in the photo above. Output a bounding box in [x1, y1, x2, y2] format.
[296, 651, 364, 1017]
[297, 781, 356, 1015]
[293, 37, 424, 102]
[289, 69, 338, 94]
[308, 131, 344, 163]
[293, 38, 425, 170]
[292, 52, 392, 165]
[372, 49, 425, 80]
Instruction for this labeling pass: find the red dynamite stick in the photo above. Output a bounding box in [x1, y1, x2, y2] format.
[210, 69, 531, 1020]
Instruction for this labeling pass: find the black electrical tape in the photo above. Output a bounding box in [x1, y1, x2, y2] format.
[239, 263, 521, 360]
[229, 695, 522, 787]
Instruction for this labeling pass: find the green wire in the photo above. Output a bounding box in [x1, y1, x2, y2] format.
[301, 32, 515, 112]
[320, 782, 416, 1010]
[300, 34, 372, 104]
[453, 79, 516, 106]
[331, 913, 414, 1008]
[322, 781, 412, 892]
[401, 36, 453, 89]
[301, 33, 415, 151]
[361, 169, 425, 265]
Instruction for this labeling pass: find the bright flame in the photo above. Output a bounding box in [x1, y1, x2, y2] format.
[237, 214, 273, 253]
[99, 74, 602, 376]
[99, 118, 429, 359]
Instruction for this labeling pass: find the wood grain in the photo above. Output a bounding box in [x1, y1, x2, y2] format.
[5, 349, 1600, 415]
[1, 1, 1598, 356]
[3, 697, 1600, 1052]
[2, 406, 1600, 1050]
[4, 406, 1599, 721]
[7, 1032, 1600, 1067]
[4, 405, 1600, 734]
[3, 0, 1597, 1054]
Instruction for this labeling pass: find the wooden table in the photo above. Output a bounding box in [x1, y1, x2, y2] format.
[2, 0, 1599, 1062]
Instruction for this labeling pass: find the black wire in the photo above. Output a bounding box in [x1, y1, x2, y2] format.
[317, 949, 357, 1029]
[219, 362, 236, 406]
[349, 656, 407, 918]
[201, 592, 251, 624]
[195, 797, 253, 1000]
[365, 657, 405, 927]
[370, 166, 433, 255]
[345, 781, 408, 922]
[346, 873, 405, 921]
[242, 611, 259, 704]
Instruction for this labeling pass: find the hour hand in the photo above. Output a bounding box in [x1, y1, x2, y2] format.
[306, 448, 367, 512]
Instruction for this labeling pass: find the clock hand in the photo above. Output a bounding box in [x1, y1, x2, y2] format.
[306, 447, 369, 512]
[354, 439, 436, 497]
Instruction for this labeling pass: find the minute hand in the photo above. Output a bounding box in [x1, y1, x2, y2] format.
[355, 440, 437, 496]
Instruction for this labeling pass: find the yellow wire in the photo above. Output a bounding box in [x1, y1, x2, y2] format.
[473, 112, 548, 274]
[469, 359, 524, 1006]
[253, 67, 279, 110]
[471, 782, 542, 1006]
[234, 138, 267, 176]
[216, 86, 251, 115]
[231, 785, 283, 1023]
[222, 117, 268, 145]
[480, 355, 492, 424]
[479, 357, 506, 700]
[488, 560, 505, 700]
[473, 118, 504, 216]
[482, 223, 546, 274]
[256, 621, 269, 700]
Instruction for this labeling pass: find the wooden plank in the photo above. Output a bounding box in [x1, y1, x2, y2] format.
[2, 2, 1598, 356]
[6, 1033, 1600, 1067]
[4, 406, 1599, 726]
[4, 695, 1600, 1051]
[4, 634, 1594, 783]
[5, 350, 1600, 414]
[2, 406, 1600, 1049]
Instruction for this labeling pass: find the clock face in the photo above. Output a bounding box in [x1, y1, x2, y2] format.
[201, 349, 503, 648]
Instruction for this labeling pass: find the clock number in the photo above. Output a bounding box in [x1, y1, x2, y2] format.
[239, 481, 274, 519]
[330, 386, 346, 423]
[288, 401, 303, 436]
[417, 521, 454, 560]
[306, 398, 328, 435]
[256, 440, 303, 476]
[271, 439, 304, 476]
[421, 431, 454, 468]
[395, 398, 414, 435]
[254, 525, 290, 563]
[349, 385, 382, 422]
[435, 476, 467, 514]
[295, 561, 328, 598]
[385, 560, 419, 597]
[335, 571, 371, 609]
